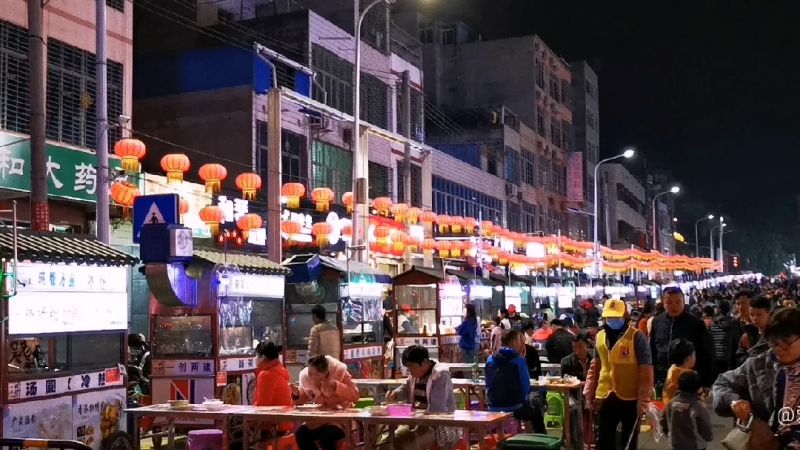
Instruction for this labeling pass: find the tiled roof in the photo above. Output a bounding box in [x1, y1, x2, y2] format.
[193, 247, 290, 275]
[0, 230, 138, 266]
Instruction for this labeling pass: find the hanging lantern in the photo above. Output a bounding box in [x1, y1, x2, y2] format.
[373, 197, 393, 216]
[342, 224, 353, 241]
[342, 192, 354, 213]
[404, 235, 420, 252]
[198, 163, 228, 194]
[420, 211, 437, 233]
[374, 225, 391, 253]
[236, 213, 263, 240]
[407, 207, 422, 225]
[463, 217, 477, 233]
[281, 220, 302, 244]
[392, 231, 406, 254]
[110, 181, 139, 210]
[481, 220, 494, 236]
[199, 205, 224, 236]
[451, 216, 465, 234]
[437, 215, 452, 233]
[236, 172, 262, 201]
[113, 138, 146, 174]
[281, 183, 306, 208]
[391, 203, 409, 223]
[312, 222, 333, 247]
[451, 241, 464, 258]
[160, 153, 190, 184]
[422, 238, 437, 259]
[311, 187, 335, 212]
[179, 197, 190, 216]
[436, 240, 453, 258]
[498, 252, 510, 266]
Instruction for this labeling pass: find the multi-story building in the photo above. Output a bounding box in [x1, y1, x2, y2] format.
[601, 163, 647, 249]
[569, 61, 600, 241]
[0, 1, 133, 231]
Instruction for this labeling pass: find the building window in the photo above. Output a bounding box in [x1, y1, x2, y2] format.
[549, 76, 560, 101]
[396, 161, 421, 206]
[397, 87, 424, 142]
[312, 44, 354, 115]
[106, 0, 124, 11]
[312, 141, 352, 198]
[419, 29, 433, 44]
[550, 120, 562, 148]
[522, 202, 538, 233]
[505, 147, 520, 183]
[535, 59, 545, 90]
[361, 73, 388, 129]
[432, 176, 502, 223]
[45, 38, 123, 149]
[536, 106, 545, 135]
[507, 202, 521, 232]
[283, 130, 307, 186]
[522, 151, 535, 186]
[369, 161, 391, 199]
[441, 28, 456, 45]
[0, 20, 30, 134]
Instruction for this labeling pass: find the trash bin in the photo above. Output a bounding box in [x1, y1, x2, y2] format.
[497, 434, 563, 450]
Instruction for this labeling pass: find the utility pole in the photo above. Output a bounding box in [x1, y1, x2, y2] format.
[95, 0, 110, 243]
[28, 0, 48, 231]
[401, 70, 412, 204]
[266, 89, 282, 263]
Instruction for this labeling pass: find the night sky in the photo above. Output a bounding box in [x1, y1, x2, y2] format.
[432, 0, 800, 243]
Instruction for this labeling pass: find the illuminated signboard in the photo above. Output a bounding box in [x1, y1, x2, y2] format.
[10, 263, 128, 334]
[220, 273, 285, 299]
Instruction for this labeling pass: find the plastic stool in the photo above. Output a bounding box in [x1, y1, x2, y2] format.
[187, 429, 223, 450]
[543, 393, 564, 429]
[497, 434, 563, 450]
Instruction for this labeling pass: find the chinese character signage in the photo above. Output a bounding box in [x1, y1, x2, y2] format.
[9, 263, 128, 335]
[72, 388, 125, 449]
[150, 359, 214, 377]
[7, 368, 124, 401]
[3, 396, 72, 439]
[0, 132, 120, 202]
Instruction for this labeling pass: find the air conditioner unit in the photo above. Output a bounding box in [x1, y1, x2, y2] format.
[506, 183, 519, 197]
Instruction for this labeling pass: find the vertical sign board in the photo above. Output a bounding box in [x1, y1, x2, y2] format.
[132, 194, 180, 243]
[567, 152, 584, 203]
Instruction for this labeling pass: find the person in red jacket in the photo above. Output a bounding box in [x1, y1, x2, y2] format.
[254, 342, 293, 433]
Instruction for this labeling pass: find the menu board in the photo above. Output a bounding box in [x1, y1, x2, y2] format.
[73, 388, 126, 449]
[9, 263, 128, 335]
[3, 396, 73, 439]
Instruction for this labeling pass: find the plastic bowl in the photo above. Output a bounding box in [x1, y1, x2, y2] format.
[387, 403, 413, 417]
[203, 402, 226, 411]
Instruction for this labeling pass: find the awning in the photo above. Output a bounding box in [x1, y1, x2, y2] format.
[393, 265, 445, 285]
[489, 273, 538, 285]
[446, 269, 499, 286]
[318, 255, 392, 284]
[0, 230, 137, 266]
[193, 247, 289, 276]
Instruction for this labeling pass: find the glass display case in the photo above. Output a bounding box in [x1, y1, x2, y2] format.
[286, 302, 338, 350]
[219, 298, 283, 356]
[341, 297, 383, 345]
[152, 315, 213, 358]
[395, 285, 437, 335]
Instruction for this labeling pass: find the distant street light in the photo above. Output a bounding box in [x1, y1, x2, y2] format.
[651, 185, 680, 252]
[694, 214, 714, 257]
[592, 148, 635, 277]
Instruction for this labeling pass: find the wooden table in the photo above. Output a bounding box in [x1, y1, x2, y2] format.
[125, 404, 250, 449]
[240, 406, 512, 450]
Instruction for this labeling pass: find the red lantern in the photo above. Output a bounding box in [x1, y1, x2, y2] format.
[237, 213, 263, 240]
[404, 234, 420, 252]
[342, 224, 353, 240]
[113, 138, 146, 174]
[311, 187, 335, 212]
[199, 205, 224, 236]
[312, 222, 333, 247]
[342, 192, 354, 213]
[160, 153, 190, 184]
[463, 217, 477, 232]
[437, 215, 452, 233]
[198, 163, 227, 194]
[110, 181, 139, 209]
[436, 240, 453, 258]
[391, 203, 409, 223]
[281, 220, 302, 244]
[373, 197, 393, 216]
[236, 172, 262, 200]
[407, 207, 422, 225]
[179, 197, 190, 215]
[451, 216, 465, 234]
[392, 231, 406, 254]
[451, 240, 464, 258]
[281, 183, 306, 209]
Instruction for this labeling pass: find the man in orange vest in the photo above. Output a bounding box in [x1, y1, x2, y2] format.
[584, 299, 654, 450]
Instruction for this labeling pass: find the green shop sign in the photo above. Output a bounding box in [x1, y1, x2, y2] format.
[0, 132, 119, 203]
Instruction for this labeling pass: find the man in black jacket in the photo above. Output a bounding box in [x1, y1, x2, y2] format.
[650, 287, 715, 389]
[545, 319, 574, 363]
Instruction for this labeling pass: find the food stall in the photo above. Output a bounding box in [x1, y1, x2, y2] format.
[145, 246, 289, 411]
[392, 266, 466, 369]
[490, 272, 535, 317]
[0, 230, 137, 449]
[446, 269, 497, 322]
[282, 254, 391, 379]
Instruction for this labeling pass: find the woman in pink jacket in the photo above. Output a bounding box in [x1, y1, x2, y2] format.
[291, 355, 360, 450]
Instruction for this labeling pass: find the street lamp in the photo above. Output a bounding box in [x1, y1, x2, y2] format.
[710, 218, 725, 262]
[592, 148, 635, 277]
[694, 214, 714, 258]
[351, 0, 390, 263]
[651, 185, 680, 252]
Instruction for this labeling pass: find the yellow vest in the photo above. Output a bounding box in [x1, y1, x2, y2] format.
[595, 326, 640, 400]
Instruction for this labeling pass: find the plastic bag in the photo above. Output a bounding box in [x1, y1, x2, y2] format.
[646, 401, 665, 443]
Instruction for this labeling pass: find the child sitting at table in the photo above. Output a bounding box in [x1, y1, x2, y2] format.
[291, 355, 360, 450]
[382, 345, 459, 450]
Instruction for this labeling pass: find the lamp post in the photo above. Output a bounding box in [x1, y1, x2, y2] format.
[592, 148, 635, 277]
[651, 185, 680, 252]
[694, 214, 714, 257]
[710, 217, 725, 263]
[351, 0, 388, 263]
[719, 216, 725, 271]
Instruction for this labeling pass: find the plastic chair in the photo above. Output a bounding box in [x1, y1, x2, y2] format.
[543, 392, 564, 429]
